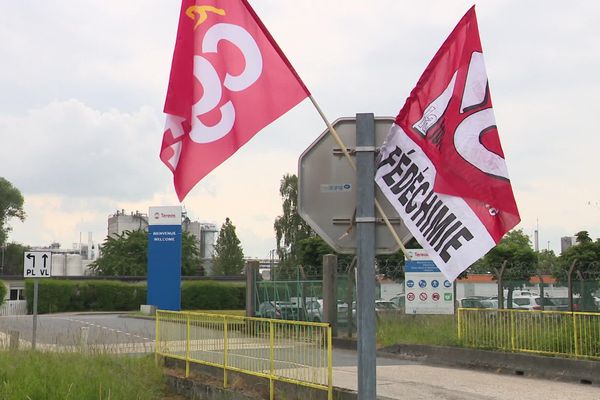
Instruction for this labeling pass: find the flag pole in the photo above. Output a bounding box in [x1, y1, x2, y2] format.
[308, 95, 410, 258]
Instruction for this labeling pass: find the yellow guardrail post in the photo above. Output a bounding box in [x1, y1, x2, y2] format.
[327, 325, 333, 400]
[457, 308, 462, 342]
[269, 320, 275, 400]
[573, 312, 580, 357]
[186, 313, 191, 378]
[223, 315, 229, 388]
[510, 310, 516, 351]
[155, 310, 160, 366]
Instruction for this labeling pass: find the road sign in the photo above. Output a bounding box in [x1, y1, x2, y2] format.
[298, 117, 412, 254]
[23, 251, 52, 278]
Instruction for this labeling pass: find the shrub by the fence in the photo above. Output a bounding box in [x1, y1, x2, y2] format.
[0, 281, 7, 306]
[25, 279, 245, 313]
[25, 280, 147, 314]
[181, 281, 245, 310]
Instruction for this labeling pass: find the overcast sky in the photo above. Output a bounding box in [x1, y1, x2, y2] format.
[1, 1, 599, 259]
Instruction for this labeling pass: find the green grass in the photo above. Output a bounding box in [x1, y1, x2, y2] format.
[0, 351, 166, 399]
[377, 314, 459, 348]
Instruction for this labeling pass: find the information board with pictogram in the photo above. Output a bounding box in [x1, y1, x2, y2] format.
[404, 249, 454, 314]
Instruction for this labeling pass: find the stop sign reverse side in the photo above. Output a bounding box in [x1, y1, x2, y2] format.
[298, 117, 412, 254]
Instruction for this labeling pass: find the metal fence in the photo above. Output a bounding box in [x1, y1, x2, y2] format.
[458, 308, 600, 359]
[0, 300, 27, 316]
[156, 310, 333, 400]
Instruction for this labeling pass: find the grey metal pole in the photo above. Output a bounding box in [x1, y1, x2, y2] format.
[32, 278, 39, 350]
[355, 113, 377, 399]
[245, 260, 259, 317]
[322, 254, 338, 336]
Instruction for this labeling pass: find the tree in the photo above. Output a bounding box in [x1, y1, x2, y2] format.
[92, 230, 148, 276]
[296, 236, 354, 277]
[376, 238, 422, 282]
[475, 229, 537, 306]
[0, 177, 26, 246]
[212, 218, 245, 276]
[554, 232, 600, 311]
[274, 174, 313, 270]
[182, 230, 203, 276]
[537, 249, 558, 274]
[575, 230, 593, 244]
[91, 230, 202, 276]
[1, 242, 30, 275]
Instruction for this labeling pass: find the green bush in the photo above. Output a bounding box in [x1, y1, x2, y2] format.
[25, 280, 147, 314]
[0, 281, 7, 306]
[24, 279, 244, 313]
[181, 281, 245, 310]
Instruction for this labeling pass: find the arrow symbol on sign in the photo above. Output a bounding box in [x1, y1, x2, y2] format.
[26, 253, 35, 267]
[42, 254, 48, 268]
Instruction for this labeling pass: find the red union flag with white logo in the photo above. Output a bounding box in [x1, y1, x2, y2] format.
[161, 0, 310, 201]
[375, 7, 520, 281]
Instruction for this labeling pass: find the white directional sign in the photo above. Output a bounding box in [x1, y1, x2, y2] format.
[24, 251, 52, 278]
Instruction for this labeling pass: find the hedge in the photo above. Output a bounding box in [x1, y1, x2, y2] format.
[181, 281, 245, 310]
[0, 281, 7, 306]
[25, 280, 245, 314]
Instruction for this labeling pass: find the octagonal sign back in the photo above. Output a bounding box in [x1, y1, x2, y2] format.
[298, 117, 413, 254]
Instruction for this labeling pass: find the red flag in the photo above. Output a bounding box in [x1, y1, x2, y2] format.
[161, 0, 310, 201]
[376, 7, 520, 281]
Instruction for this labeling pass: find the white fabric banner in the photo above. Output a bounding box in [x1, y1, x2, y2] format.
[375, 124, 495, 281]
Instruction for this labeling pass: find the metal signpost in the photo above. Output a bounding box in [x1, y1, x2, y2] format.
[355, 113, 377, 399]
[24, 251, 53, 349]
[299, 114, 404, 399]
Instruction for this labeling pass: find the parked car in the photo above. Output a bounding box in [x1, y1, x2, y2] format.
[301, 299, 351, 324]
[479, 299, 527, 310]
[256, 301, 283, 319]
[551, 296, 599, 312]
[375, 300, 400, 314]
[458, 297, 487, 308]
[512, 296, 560, 311]
[389, 294, 405, 310]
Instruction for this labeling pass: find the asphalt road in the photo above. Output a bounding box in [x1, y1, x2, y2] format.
[1, 313, 599, 399]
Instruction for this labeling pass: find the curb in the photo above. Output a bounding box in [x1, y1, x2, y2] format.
[334, 338, 599, 386]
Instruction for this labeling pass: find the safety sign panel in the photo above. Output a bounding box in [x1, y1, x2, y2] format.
[404, 249, 454, 315]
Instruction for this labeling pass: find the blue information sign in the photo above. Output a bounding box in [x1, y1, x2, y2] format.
[147, 206, 182, 311]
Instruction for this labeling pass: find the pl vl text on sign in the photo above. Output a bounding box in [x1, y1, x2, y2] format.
[24, 251, 52, 278]
[298, 117, 412, 254]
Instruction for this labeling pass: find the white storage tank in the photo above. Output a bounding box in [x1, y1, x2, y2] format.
[51, 254, 66, 276]
[66, 254, 83, 276]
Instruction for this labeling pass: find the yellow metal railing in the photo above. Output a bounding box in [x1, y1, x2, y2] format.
[156, 310, 333, 400]
[457, 308, 600, 360]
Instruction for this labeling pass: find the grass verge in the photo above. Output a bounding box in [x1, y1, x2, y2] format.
[0, 351, 166, 399]
[377, 313, 459, 348]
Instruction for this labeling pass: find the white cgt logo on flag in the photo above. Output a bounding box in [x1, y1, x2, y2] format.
[190, 23, 263, 144]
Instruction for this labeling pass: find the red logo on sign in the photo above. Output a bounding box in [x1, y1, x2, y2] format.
[432, 293, 440, 301]
[419, 292, 428, 301]
[407, 293, 415, 302]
